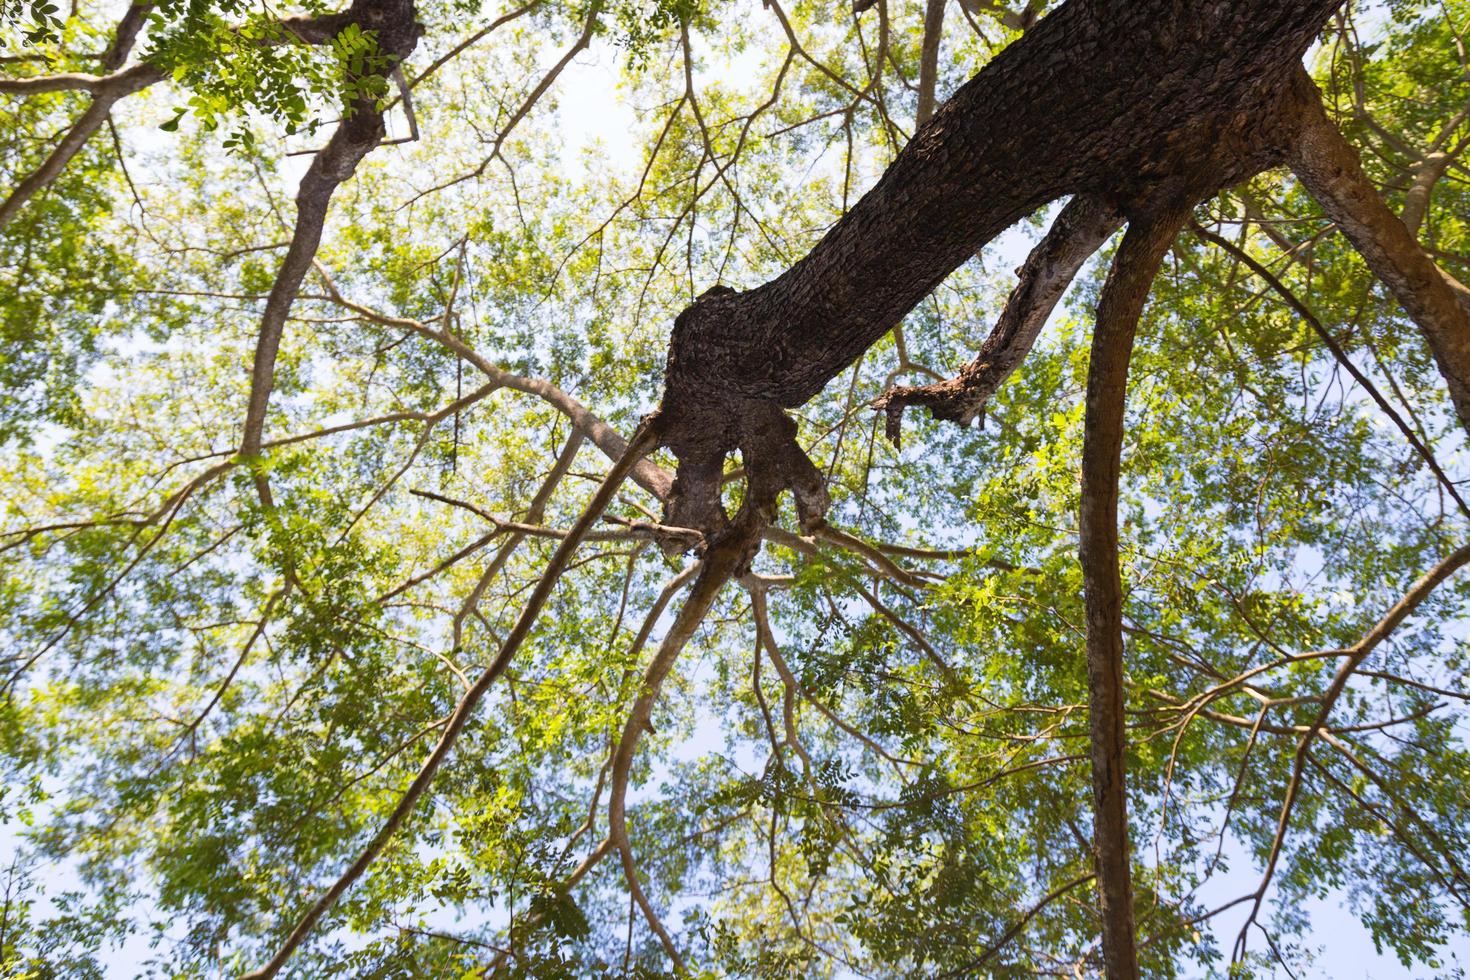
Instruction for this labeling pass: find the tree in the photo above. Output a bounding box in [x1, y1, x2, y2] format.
[2, 0, 1469, 975]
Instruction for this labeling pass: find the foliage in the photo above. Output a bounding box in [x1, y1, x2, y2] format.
[1, 0, 1469, 977]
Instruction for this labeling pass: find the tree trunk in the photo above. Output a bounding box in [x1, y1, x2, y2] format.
[658, 0, 1342, 473]
[1079, 208, 1186, 979]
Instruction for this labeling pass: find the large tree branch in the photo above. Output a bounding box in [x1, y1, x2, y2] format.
[657, 0, 1338, 518]
[1079, 209, 1186, 980]
[0, 61, 160, 94]
[1286, 67, 1470, 434]
[0, 63, 162, 229]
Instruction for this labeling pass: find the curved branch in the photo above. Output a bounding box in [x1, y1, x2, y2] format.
[0, 63, 163, 230]
[1079, 210, 1186, 980]
[311, 285, 675, 500]
[240, 45, 416, 462]
[0, 1, 364, 230]
[875, 194, 1122, 444]
[606, 521, 763, 973]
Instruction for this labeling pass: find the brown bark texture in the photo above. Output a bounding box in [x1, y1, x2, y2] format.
[655, 0, 1343, 535]
[1285, 67, 1470, 436]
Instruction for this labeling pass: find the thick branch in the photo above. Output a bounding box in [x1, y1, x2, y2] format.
[0, 2, 368, 231]
[660, 0, 1338, 464]
[0, 64, 162, 230]
[607, 527, 757, 973]
[1286, 67, 1470, 434]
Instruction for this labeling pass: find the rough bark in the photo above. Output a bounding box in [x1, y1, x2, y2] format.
[657, 0, 1341, 533]
[1285, 67, 1470, 435]
[1079, 210, 1184, 979]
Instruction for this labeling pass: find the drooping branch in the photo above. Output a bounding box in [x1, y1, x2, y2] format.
[448, 428, 584, 647]
[1078, 209, 1187, 980]
[403, 2, 600, 203]
[939, 870, 1097, 977]
[1285, 67, 1470, 435]
[313, 282, 674, 500]
[606, 515, 770, 972]
[874, 193, 1122, 445]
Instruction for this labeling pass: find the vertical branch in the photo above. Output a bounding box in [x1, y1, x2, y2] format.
[1079, 209, 1184, 980]
[240, 0, 422, 484]
[605, 538, 747, 973]
[915, 0, 946, 126]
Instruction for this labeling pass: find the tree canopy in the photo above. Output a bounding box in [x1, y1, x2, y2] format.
[2, 0, 1470, 976]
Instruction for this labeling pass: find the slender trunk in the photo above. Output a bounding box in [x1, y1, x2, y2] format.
[240, 0, 422, 458]
[1079, 210, 1185, 979]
